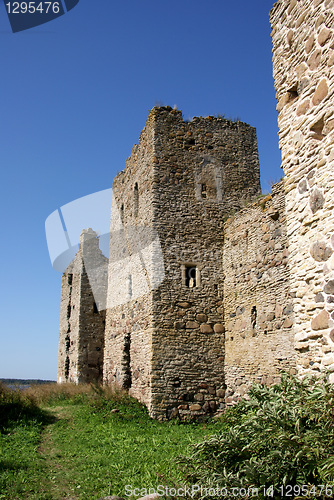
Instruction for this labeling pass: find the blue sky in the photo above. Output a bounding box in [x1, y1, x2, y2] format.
[0, 0, 282, 380]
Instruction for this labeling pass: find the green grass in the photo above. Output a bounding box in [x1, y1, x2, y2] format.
[0, 382, 219, 499]
[2, 375, 333, 500]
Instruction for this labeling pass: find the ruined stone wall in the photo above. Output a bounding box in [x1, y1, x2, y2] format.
[58, 258, 81, 383]
[76, 230, 108, 384]
[149, 107, 261, 419]
[58, 229, 108, 384]
[270, 0, 334, 379]
[103, 112, 157, 407]
[223, 181, 296, 402]
[103, 106, 261, 419]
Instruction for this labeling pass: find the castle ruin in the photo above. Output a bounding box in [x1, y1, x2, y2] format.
[57, 0, 334, 419]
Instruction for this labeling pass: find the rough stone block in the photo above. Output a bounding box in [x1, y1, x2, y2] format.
[309, 188, 325, 213]
[296, 100, 310, 117]
[196, 313, 208, 323]
[178, 302, 191, 308]
[308, 49, 322, 70]
[318, 27, 332, 46]
[330, 329, 334, 342]
[312, 79, 329, 106]
[283, 317, 293, 328]
[186, 321, 199, 329]
[200, 324, 213, 333]
[325, 281, 334, 294]
[311, 310, 330, 331]
[310, 241, 333, 262]
[213, 324, 225, 333]
[194, 393, 204, 402]
[189, 404, 202, 411]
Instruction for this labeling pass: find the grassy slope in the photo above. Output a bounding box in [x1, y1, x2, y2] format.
[0, 384, 218, 500]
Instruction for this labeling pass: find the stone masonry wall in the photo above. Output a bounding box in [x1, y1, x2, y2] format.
[149, 107, 261, 419]
[270, 0, 334, 379]
[103, 111, 157, 408]
[57, 0, 334, 415]
[223, 181, 296, 403]
[58, 258, 81, 383]
[58, 229, 108, 384]
[104, 106, 261, 419]
[77, 230, 108, 384]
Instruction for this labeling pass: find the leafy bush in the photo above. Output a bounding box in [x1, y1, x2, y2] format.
[181, 374, 334, 499]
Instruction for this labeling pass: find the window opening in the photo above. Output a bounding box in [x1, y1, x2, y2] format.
[64, 356, 70, 380]
[185, 266, 197, 288]
[287, 83, 298, 102]
[201, 184, 207, 199]
[251, 306, 257, 329]
[93, 302, 98, 314]
[67, 274, 73, 285]
[65, 335, 71, 352]
[134, 183, 139, 217]
[120, 203, 124, 224]
[123, 331, 132, 389]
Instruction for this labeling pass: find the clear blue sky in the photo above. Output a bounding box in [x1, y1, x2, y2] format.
[0, 0, 281, 380]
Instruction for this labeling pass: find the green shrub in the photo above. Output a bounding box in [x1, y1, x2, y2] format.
[180, 374, 334, 499]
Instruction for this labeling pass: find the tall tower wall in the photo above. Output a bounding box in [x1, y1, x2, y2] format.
[150, 108, 261, 419]
[270, 0, 334, 378]
[103, 112, 157, 407]
[58, 229, 108, 384]
[58, 259, 81, 383]
[104, 106, 261, 419]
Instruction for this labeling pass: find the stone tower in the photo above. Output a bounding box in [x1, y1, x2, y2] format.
[58, 229, 108, 384]
[103, 106, 261, 419]
[270, 0, 334, 379]
[56, 0, 334, 418]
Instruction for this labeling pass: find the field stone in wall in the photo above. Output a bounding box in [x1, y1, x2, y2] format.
[270, 0, 334, 378]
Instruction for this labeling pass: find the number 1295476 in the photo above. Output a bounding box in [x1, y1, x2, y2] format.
[279, 485, 333, 497]
[5, 2, 61, 14]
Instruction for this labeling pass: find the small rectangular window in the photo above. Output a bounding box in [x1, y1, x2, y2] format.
[201, 184, 207, 198]
[185, 266, 196, 287]
[120, 203, 124, 224]
[134, 183, 139, 218]
[181, 263, 200, 288]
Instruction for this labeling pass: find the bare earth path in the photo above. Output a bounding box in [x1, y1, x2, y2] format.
[37, 406, 79, 500]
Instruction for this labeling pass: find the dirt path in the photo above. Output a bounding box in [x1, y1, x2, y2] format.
[37, 406, 79, 500]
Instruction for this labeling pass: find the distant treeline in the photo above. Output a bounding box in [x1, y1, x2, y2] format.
[0, 379, 56, 386]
